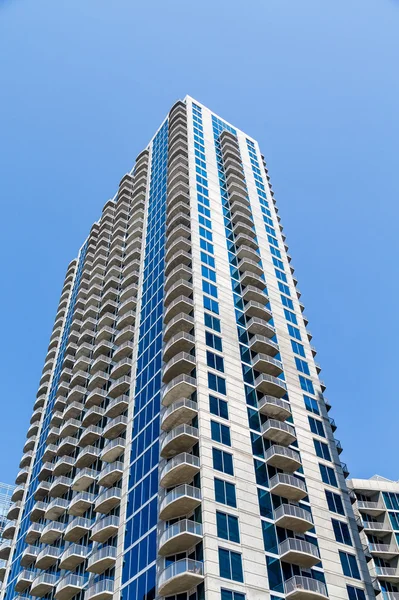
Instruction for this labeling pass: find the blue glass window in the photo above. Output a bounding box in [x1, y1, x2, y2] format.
[339, 551, 361, 579]
[214, 478, 236, 507]
[308, 417, 325, 437]
[211, 420, 231, 446]
[320, 464, 338, 487]
[314, 439, 331, 461]
[210, 395, 229, 420]
[208, 372, 226, 395]
[325, 490, 345, 515]
[218, 548, 244, 582]
[213, 448, 234, 475]
[207, 351, 224, 372]
[332, 519, 352, 545]
[347, 586, 366, 600]
[217, 511, 240, 543]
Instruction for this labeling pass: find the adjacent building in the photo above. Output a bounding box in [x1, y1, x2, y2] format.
[0, 97, 376, 600]
[348, 476, 399, 600]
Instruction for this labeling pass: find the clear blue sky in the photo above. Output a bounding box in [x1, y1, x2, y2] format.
[0, 0, 398, 484]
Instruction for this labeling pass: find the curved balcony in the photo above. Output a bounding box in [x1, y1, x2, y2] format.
[165, 237, 191, 264]
[0, 539, 12, 559]
[164, 296, 194, 324]
[47, 426, 60, 445]
[72, 467, 98, 492]
[87, 546, 117, 574]
[15, 569, 36, 592]
[164, 280, 193, 307]
[53, 455, 75, 476]
[158, 558, 204, 597]
[79, 425, 102, 447]
[35, 546, 62, 569]
[50, 410, 65, 427]
[253, 354, 284, 377]
[116, 308, 136, 329]
[265, 445, 301, 472]
[75, 445, 100, 468]
[255, 373, 287, 398]
[275, 504, 313, 533]
[159, 519, 202, 556]
[103, 415, 128, 440]
[68, 491, 96, 516]
[234, 231, 258, 250]
[59, 545, 88, 570]
[101, 437, 125, 462]
[86, 579, 114, 600]
[285, 576, 328, 600]
[85, 387, 107, 408]
[244, 301, 272, 322]
[90, 515, 119, 543]
[162, 352, 196, 384]
[165, 250, 192, 278]
[11, 484, 25, 503]
[164, 312, 194, 342]
[262, 419, 296, 446]
[258, 396, 291, 421]
[30, 502, 46, 522]
[44, 497, 69, 520]
[98, 461, 124, 488]
[236, 241, 259, 261]
[369, 544, 399, 560]
[160, 452, 200, 488]
[16, 468, 29, 485]
[164, 265, 192, 294]
[30, 573, 58, 597]
[269, 473, 307, 501]
[88, 371, 109, 391]
[20, 545, 40, 567]
[59, 418, 81, 438]
[2, 520, 16, 539]
[104, 395, 129, 418]
[110, 358, 131, 379]
[162, 374, 196, 407]
[165, 223, 190, 250]
[247, 317, 275, 339]
[57, 436, 78, 456]
[159, 484, 201, 521]
[49, 476, 73, 498]
[34, 480, 50, 501]
[23, 436, 36, 453]
[25, 523, 44, 544]
[161, 399, 198, 432]
[7, 500, 22, 520]
[64, 517, 92, 542]
[279, 538, 320, 567]
[55, 574, 86, 600]
[242, 285, 268, 305]
[240, 269, 266, 291]
[82, 406, 104, 427]
[94, 487, 121, 514]
[42, 444, 57, 463]
[108, 376, 130, 398]
[40, 521, 65, 543]
[164, 332, 195, 362]
[160, 424, 199, 459]
[27, 423, 40, 439]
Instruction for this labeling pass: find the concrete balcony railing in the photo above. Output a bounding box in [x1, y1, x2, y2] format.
[265, 445, 301, 473]
[7, 500, 22, 520]
[20, 545, 40, 567]
[269, 473, 307, 501]
[160, 452, 200, 488]
[243, 300, 272, 322]
[160, 424, 199, 459]
[279, 538, 320, 568]
[79, 425, 102, 447]
[163, 295, 194, 324]
[163, 312, 194, 343]
[258, 396, 291, 421]
[15, 467, 29, 485]
[15, 569, 36, 592]
[285, 575, 328, 600]
[103, 415, 128, 440]
[159, 484, 201, 521]
[247, 317, 275, 339]
[274, 504, 313, 533]
[25, 523, 44, 544]
[261, 419, 296, 446]
[163, 332, 195, 362]
[2, 520, 16, 539]
[40, 521, 65, 544]
[104, 395, 129, 418]
[90, 515, 119, 543]
[75, 445, 101, 468]
[158, 558, 204, 597]
[11, 484, 25, 503]
[252, 354, 284, 378]
[158, 519, 202, 556]
[161, 399, 198, 432]
[49, 476, 73, 498]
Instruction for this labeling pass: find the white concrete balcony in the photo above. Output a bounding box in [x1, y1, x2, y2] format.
[164, 296, 194, 324]
[59, 544, 89, 570]
[166, 199, 190, 227]
[112, 341, 133, 363]
[369, 544, 399, 560]
[240, 270, 266, 291]
[279, 538, 320, 568]
[262, 419, 296, 446]
[40, 521, 65, 543]
[110, 357, 131, 380]
[23, 436, 36, 453]
[53, 396, 67, 413]
[158, 558, 204, 597]
[85, 579, 114, 600]
[116, 309, 136, 330]
[53, 455, 75, 476]
[164, 280, 193, 306]
[103, 415, 128, 440]
[75, 445, 101, 468]
[11, 484, 25, 502]
[165, 223, 191, 250]
[98, 461, 124, 488]
[285, 576, 328, 600]
[35, 546, 62, 569]
[79, 425, 102, 447]
[160, 424, 199, 459]
[234, 230, 258, 251]
[44, 497, 69, 520]
[159, 519, 202, 556]
[42, 444, 57, 462]
[275, 504, 314, 533]
[15, 569, 36, 592]
[66, 385, 87, 404]
[258, 396, 291, 421]
[85, 388, 107, 408]
[2, 520, 16, 539]
[363, 521, 392, 537]
[236, 243, 260, 263]
[82, 406, 104, 427]
[162, 352, 196, 384]
[269, 473, 307, 501]
[90, 515, 119, 543]
[375, 567, 399, 583]
[88, 371, 109, 391]
[30, 501, 46, 522]
[118, 297, 137, 316]
[357, 500, 386, 517]
[68, 491, 96, 516]
[0, 559, 6, 581]
[164, 265, 192, 293]
[50, 410, 64, 427]
[163, 313, 194, 343]
[108, 376, 130, 398]
[30, 573, 58, 597]
[20, 545, 40, 567]
[30, 408, 43, 424]
[253, 354, 284, 377]
[105, 395, 129, 418]
[59, 418, 81, 438]
[64, 517, 92, 542]
[72, 468, 98, 492]
[164, 332, 195, 363]
[164, 250, 191, 279]
[87, 546, 117, 574]
[161, 399, 198, 432]
[255, 373, 287, 398]
[69, 370, 90, 389]
[26, 423, 40, 439]
[242, 285, 268, 305]
[94, 487, 121, 514]
[247, 317, 275, 339]
[165, 237, 191, 264]
[160, 452, 200, 488]
[7, 500, 22, 520]
[162, 374, 196, 407]
[55, 574, 86, 600]
[34, 480, 50, 501]
[244, 301, 272, 322]
[265, 445, 301, 472]
[15, 468, 29, 485]
[159, 484, 201, 521]
[101, 437, 125, 463]
[0, 540, 12, 559]
[49, 476, 73, 498]
[25, 523, 44, 544]
[47, 426, 60, 444]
